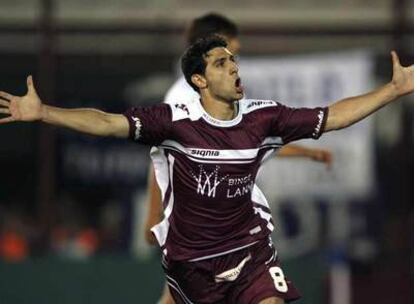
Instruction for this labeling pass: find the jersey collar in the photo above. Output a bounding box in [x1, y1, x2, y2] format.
[197, 100, 242, 128]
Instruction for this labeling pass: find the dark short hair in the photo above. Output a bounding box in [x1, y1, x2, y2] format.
[186, 13, 238, 45]
[181, 35, 227, 92]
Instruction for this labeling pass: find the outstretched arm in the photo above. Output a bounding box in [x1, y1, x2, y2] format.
[277, 144, 332, 168]
[0, 76, 129, 138]
[325, 51, 414, 132]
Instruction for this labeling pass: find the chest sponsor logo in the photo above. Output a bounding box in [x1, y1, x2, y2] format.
[227, 174, 254, 198]
[189, 166, 254, 199]
[190, 149, 220, 157]
[190, 165, 229, 198]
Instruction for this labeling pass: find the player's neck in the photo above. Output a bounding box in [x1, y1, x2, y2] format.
[200, 96, 237, 121]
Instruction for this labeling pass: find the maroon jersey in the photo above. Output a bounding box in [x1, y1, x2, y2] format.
[124, 99, 327, 261]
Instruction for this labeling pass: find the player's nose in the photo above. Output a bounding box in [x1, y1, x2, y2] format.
[230, 61, 239, 74]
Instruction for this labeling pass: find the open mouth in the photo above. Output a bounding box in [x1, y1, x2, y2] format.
[235, 77, 243, 93]
[235, 77, 241, 88]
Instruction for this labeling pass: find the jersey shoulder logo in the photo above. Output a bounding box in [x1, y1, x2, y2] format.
[170, 102, 192, 121]
[242, 99, 278, 114]
[174, 103, 190, 115]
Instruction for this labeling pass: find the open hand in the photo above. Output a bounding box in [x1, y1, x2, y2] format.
[0, 76, 43, 124]
[391, 51, 414, 97]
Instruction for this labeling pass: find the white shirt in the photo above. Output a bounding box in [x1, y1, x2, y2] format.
[164, 76, 200, 105]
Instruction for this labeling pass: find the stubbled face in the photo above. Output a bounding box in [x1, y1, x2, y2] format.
[196, 47, 244, 102]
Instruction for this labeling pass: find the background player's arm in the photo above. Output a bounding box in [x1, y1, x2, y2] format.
[278, 144, 332, 167]
[325, 51, 414, 132]
[0, 76, 129, 138]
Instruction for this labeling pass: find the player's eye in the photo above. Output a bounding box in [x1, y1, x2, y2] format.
[216, 59, 225, 67]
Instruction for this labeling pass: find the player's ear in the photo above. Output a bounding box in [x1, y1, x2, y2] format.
[191, 74, 207, 90]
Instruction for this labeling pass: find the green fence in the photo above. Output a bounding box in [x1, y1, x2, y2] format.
[0, 253, 327, 304]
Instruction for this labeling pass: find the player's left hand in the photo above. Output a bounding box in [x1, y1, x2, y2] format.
[391, 51, 414, 97]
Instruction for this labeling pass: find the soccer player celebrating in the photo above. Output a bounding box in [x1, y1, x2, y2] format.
[1, 36, 413, 303]
[147, 13, 332, 247]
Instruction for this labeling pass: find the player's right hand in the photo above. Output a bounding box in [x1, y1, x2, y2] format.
[0, 75, 43, 124]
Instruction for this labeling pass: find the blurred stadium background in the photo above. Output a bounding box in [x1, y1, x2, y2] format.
[1, 0, 414, 303]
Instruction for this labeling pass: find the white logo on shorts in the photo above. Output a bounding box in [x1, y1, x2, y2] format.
[214, 254, 251, 283]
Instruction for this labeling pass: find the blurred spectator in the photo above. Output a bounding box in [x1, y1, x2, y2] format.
[0, 210, 29, 262]
[99, 200, 123, 253]
[51, 225, 99, 260]
[50, 194, 100, 259]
